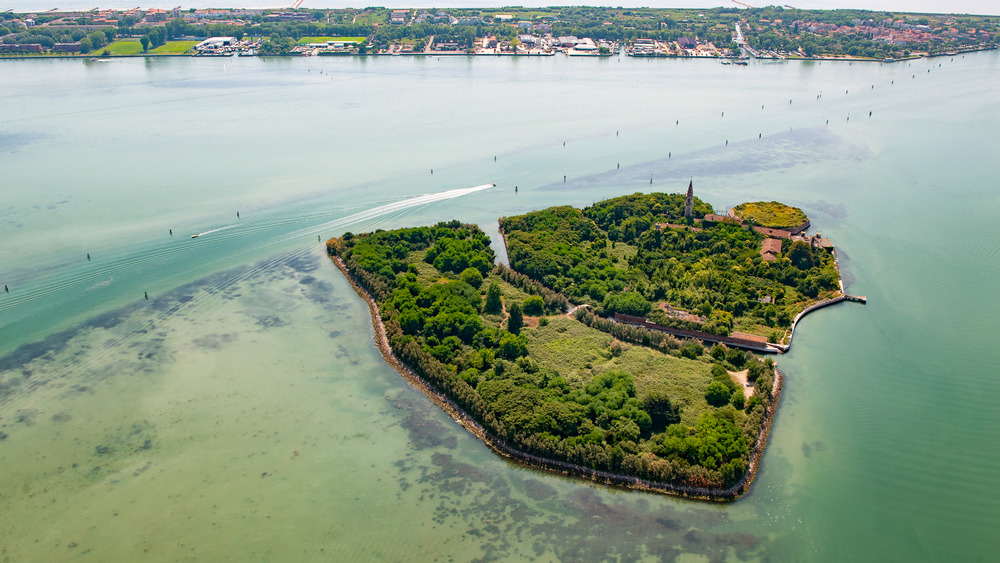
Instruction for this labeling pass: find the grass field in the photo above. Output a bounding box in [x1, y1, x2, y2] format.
[298, 36, 365, 44]
[732, 201, 808, 229]
[524, 315, 714, 425]
[608, 240, 637, 270]
[101, 39, 144, 55]
[150, 41, 199, 54]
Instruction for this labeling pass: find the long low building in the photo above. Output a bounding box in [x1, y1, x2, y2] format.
[195, 37, 236, 51]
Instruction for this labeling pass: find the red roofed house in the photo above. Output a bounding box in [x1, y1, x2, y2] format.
[760, 238, 782, 262]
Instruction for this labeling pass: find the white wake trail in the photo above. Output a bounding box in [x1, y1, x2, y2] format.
[190, 224, 238, 239]
[280, 183, 495, 243]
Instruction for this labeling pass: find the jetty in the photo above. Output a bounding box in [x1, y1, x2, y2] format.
[769, 294, 867, 353]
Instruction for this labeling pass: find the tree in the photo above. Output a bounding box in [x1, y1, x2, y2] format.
[140, 35, 150, 51]
[484, 282, 502, 314]
[498, 331, 527, 358]
[731, 390, 745, 410]
[87, 30, 107, 50]
[786, 240, 814, 270]
[643, 390, 680, 432]
[602, 291, 652, 317]
[507, 301, 523, 334]
[460, 267, 483, 289]
[705, 381, 731, 407]
[79, 37, 92, 53]
[710, 344, 726, 361]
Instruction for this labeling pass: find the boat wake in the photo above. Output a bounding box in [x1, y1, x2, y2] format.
[87, 277, 114, 291]
[191, 225, 237, 239]
[280, 183, 496, 243]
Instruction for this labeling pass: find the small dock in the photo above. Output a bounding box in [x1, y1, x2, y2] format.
[844, 294, 867, 304]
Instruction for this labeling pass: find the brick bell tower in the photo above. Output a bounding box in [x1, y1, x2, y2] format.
[684, 179, 694, 218]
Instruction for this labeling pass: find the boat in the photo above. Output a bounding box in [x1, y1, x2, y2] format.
[191, 234, 199, 238]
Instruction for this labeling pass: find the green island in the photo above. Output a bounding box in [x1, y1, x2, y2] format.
[2, 6, 997, 60]
[327, 189, 863, 500]
[731, 201, 809, 230]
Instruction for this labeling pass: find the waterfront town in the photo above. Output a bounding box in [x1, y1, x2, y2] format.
[1, 6, 997, 60]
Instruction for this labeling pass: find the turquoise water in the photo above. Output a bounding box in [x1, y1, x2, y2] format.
[2, 52, 999, 561]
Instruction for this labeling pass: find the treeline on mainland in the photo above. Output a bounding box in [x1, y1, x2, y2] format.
[741, 6, 1000, 58]
[3, 4, 998, 58]
[329, 218, 775, 495]
[500, 192, 840, 340]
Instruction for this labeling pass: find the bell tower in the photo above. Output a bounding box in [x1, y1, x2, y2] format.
[684, 179, 694, 218]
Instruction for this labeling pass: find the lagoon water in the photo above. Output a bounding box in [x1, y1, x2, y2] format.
[2, 52, 1000, 561]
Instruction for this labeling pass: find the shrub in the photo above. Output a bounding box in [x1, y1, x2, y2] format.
[681, 342, 703, 360]
[522, 295, 544, 316]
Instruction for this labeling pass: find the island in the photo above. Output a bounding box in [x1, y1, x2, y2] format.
[2, 6, 997, 61]
[327, 188, 862, 500]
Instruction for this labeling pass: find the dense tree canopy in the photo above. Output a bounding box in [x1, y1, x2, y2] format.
[331, 201, 788, 494]
[501, 193, 840, 338]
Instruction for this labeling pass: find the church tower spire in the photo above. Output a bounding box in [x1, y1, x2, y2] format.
[684, 178, 694, 218]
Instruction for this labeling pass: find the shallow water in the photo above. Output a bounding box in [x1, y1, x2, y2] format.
[2, 52, 1000, 561]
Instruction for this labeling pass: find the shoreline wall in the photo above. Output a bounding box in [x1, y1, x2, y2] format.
[329, 252, 783, 502]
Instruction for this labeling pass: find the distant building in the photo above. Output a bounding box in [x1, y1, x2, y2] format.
[145, 8, 168, 21]
[0, 43, 42, 52]
[264, 12, 310, 22]
[389, 10, 408, 25]
[53, 42, 82, 52]
[195, 37, 235, 51]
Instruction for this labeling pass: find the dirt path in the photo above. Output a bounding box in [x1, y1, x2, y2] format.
[729, 368, 755, 399]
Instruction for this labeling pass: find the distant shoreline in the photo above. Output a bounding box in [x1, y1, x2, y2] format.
[2, 44, 994, 61]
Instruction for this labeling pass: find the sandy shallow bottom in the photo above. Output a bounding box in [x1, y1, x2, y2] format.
[0, 250, 770, 561]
